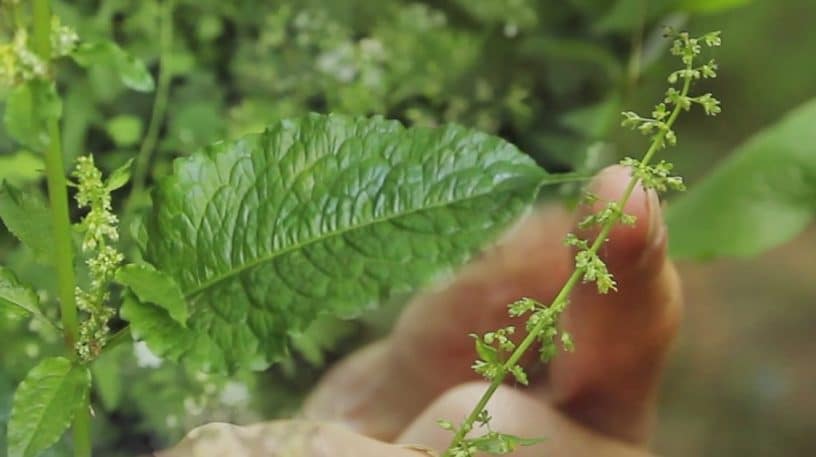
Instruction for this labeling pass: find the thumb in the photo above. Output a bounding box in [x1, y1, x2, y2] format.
[546, 165, 683, 444]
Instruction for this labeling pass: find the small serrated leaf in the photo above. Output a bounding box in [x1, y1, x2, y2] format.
[116, 263, 188, 325]
[0, 266, 41, 319]
[0, 182, 53, 261]
[7, 357, 91, 457]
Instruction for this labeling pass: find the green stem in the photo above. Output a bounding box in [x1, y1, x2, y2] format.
[131, 0, 173, 198]
[442, 50, 695, 457]
[32, 0, 77, 359]
[72, 407, 91, 457]
[31, 1, 92, 456]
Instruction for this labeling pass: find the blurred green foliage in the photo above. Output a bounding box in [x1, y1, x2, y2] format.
[1, 0, 814, 455]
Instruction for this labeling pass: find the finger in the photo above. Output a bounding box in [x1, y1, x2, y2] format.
[398, 381, 651, 457]
[304, 205, 574, 439]
[155, 420, 429, 457]
[545, 165, 683, 444]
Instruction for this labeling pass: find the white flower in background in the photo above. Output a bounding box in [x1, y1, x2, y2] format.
[133, 341, 163, 368]
[219, 381, 250, 407]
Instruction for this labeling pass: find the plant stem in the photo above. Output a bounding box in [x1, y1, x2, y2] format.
[31, 1, 92, 456]
[442, 57, 694, 457]
[131, 0, 173, 198]
[32, 0, 77, 359]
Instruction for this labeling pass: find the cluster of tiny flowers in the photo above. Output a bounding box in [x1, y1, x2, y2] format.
[0, 15, 78, 87]
[620, 158, 686, 193]
[510, 297, 573, 362]
[72, 156, 123, 361]
[621, 30, 721, 150]
[49, 16, 79, 58]
[439, 297, 570, 456]
[0, 30, 47, 86]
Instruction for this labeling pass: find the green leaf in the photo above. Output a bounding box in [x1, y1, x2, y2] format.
[0, 266, 41, 319]
[116, 263, 188, 325]
[3, 81, 62, 150]
[105, 115, 143, 147]
[0, 151, 45, 186]
[71, 41, 155, 92]
[668, 98, 816, 259]
[7, 357, 91, 457]
[0, 182, 53, 261]
[134, 114, 546, 371]
[120, 292, 216, 369]
[105, 158, 134, 192]
[678, 0, 752, 14]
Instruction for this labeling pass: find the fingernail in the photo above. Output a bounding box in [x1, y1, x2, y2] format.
[638, 186, 667, 271]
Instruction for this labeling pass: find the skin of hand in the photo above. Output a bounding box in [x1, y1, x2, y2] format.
[158, 165, 683, 457]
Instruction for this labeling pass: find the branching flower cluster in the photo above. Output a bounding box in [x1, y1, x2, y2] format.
[72, 156, 124, 361]
[440, 29, 722, 457]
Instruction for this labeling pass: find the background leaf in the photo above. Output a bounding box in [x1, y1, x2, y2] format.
[132, 114, 546, 371]
[105, 115, 143, 147]
[3, 81, 62, 150]
[678, 0, 753, 14]
[0, 152, 44, 186]
[0, 183, 53, 261]
[71, 41, 155, 92]
[7, 357, 90, 457]
[667, 98, 816, 259]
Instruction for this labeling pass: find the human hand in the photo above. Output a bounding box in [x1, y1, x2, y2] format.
[159, 165, 682, 456]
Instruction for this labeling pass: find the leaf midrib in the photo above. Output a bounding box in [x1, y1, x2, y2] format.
[182, 181, 540, 300]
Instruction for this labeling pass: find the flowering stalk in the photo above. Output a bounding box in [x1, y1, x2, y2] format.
[441, 30, 722, 457]
[72, 156, 124, 362]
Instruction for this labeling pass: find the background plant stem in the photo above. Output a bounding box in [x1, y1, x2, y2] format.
[31, 1, 92, 455]
[131, 0, 174, 198]
[442, 59, 694, 457]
